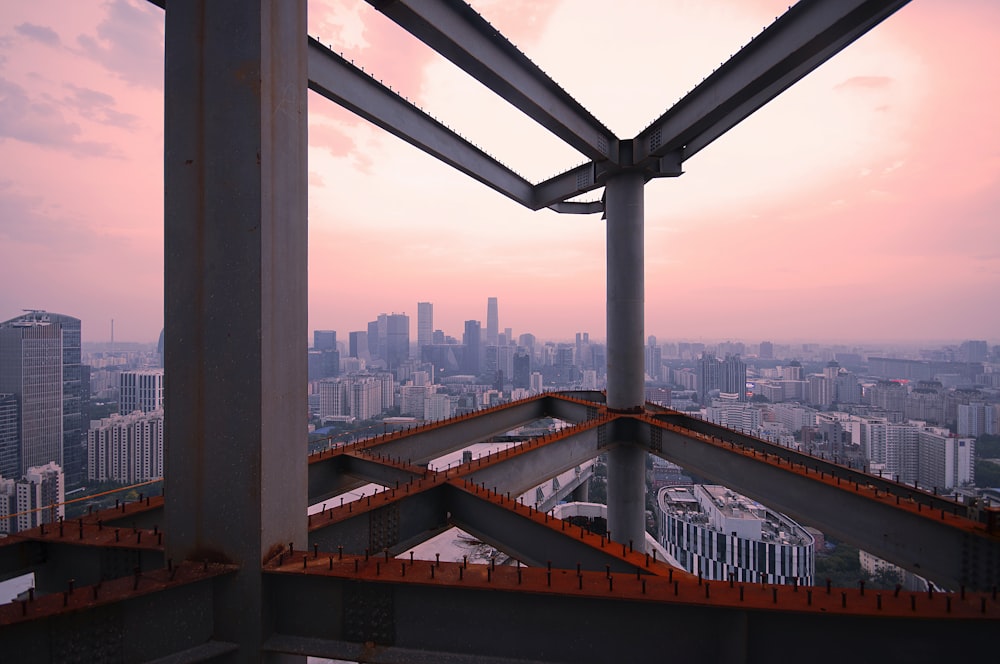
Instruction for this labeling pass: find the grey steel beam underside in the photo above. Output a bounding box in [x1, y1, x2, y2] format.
[366, 0, 618, 164]
[264, 571, 997, 664]
[307, 406, 1000, 591]
[625, 416, 1000, 592]
[311, 0, 910, 212]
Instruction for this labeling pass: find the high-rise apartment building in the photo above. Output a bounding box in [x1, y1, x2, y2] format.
[119, 369, 166, 414]
[87, 410, 164, 484]
[697, 353, 720, 405]
[958, 402, 998, 437]
[486, 297, 499, 347]
[0, 461, 65, 534]
[417, 302, 433, 349]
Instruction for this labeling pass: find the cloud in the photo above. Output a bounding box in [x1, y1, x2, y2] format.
[0, 181, 98, 250]
[14, 23, 61, 46]
[310, 121, 373, 172]
[63, 83, 139, 129]
[0, 77, 117, 157]
[76, 0, 163, 89]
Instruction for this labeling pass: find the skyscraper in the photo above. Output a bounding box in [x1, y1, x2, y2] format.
[0, 310, 86, 484]
[697, 352, 720, 405]
[348, 331, 369, 361]
[486, 297, 499, 347]
[463, 320, 482, 375]
[417, 302, 433, 349]
[313, 330, 337, 351]
[0, 315, 63, 474]
[385, 313, 410, 372]
[720, 354, 747, 401]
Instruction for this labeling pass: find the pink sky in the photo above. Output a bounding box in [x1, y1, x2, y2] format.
[0, 1, 998, 345]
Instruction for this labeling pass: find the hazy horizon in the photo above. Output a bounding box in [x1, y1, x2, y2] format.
[2, 1, 998, 344]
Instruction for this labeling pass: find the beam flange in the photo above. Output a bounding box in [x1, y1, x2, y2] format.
[367, 0, 618, 163]
[308, 37, 536, 207]
[632, 0, 911, 167]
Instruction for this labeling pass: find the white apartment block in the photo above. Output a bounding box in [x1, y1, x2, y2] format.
[0, 462, 64, 534]
[118, 369, 165, 414]
[88, 410, 164, 484]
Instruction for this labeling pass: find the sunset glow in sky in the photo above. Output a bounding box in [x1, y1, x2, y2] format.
[1, 1, 998, 345]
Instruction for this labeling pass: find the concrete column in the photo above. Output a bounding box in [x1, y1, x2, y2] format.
[163, 0, 307, 656]
[605, 171, 647, 548]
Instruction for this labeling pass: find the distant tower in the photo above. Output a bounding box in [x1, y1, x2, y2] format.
[0, 311, 82, 481]
[697, 352, 720, 405]
[417, 302, 433, 349]
[759, 341, 774, 360]
[313, 330, 336, 351]
[720, 354, 747, 401]
[486, 297, 499, 347]
[385, 313, 410, 372]
[463, 320, 482, 375]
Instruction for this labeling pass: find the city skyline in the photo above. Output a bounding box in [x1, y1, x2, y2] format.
[1, 1, 998, 344]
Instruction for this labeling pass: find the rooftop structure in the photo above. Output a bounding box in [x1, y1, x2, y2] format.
[658, 484, 814, 585]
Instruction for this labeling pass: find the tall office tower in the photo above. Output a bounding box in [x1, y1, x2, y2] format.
[759, 341, 774, 360]
[486, 297, 499, 347]
[644, 340, 662, 379]
[366, 320, 381, 360]
[512, 351, 530, 389]
[504, 328, 513, 345]
[518, 333, 535, 350]
[119, 369, 166, 414]
[720, 355, 747, 401]
[529, 371, 544, 394]
[0, 394, 18, 480]
[0, 311, 83, 484]
[87, 410, 164, 484]
[462, 320, 482, 375]
[308, 348, 340, 381]
[417, 302, 433, 349]
[313, 330, 336, 351]
[348, 331, 368, 360]
[697, 352, 720, 405]
[385, 313, 410, 372]
[0, 315, 63, 474]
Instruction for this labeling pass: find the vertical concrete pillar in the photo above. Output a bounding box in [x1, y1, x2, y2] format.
[163, 0, 307, 655]
[605, 171, 647, 548]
